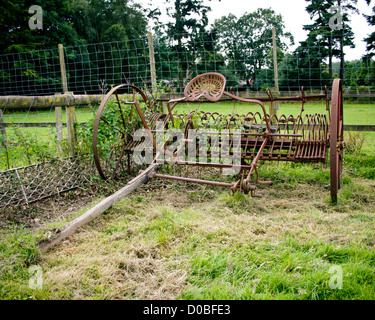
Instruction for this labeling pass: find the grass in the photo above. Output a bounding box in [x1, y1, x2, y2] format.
[1, 106, 95, 124]
[1, 135, 374, 300]
[1, 101, 374, 126]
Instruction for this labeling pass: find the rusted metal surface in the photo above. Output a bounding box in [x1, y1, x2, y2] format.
[92, 73, 345, 202]
[330, 79, 344, 203]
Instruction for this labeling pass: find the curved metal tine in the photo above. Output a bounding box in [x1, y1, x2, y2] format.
[293, 114, 304, 144]
[130, 87, 137, 122]
[243, 112, 253, 133]
[254, 165, 272, 185]
[270, 114, 279, 131]
[253, 111, 263, 132]
[310, 114, 317, 159]
[315, 114, 323, 159]
[286, 115, 295, 135]
[316, 114, 324, 158]
[305, 114, 312, 159]
[206, 113, 217, 128]
[276, 114, 288, 134]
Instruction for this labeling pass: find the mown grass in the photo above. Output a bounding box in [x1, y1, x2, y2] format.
[1, 133, 374, 300]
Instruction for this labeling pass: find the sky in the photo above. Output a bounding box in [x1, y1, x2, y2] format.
[139, 0, 374, 61]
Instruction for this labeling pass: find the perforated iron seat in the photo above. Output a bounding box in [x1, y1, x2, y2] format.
[184, 73, 226, 102]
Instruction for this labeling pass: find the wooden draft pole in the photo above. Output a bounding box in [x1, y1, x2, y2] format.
[39, 163, 159, 253]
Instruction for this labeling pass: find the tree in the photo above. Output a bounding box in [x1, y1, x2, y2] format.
[0, 0, 80, 53]
[344, 59, 372, 88]
[0, 0, 149, 53]
[212, 9, 294, 90]
[69, 0, 148, 44]
[154, 0, 220, 91]
[363, 0, 375, 57]
[0, 0, 150, 94]
[303, 0, 358, 80]
[279, 36, 331, 91]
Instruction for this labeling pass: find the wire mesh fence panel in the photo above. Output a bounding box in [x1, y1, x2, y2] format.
[0, 31, 374, 97]
[64, 38, 151, 94]
[0, 48, 62, 96]
[0, 154, 94, 211]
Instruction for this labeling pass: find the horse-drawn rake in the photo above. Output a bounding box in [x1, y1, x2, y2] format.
[92, 73, 344, 202]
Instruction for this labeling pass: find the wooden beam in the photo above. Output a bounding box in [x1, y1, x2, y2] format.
[343, 125, 375, 132]
[0, 94, 103, 110]
[39, 163, 159, 253]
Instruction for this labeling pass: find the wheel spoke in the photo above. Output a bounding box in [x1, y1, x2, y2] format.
[112, 142, 127, 179]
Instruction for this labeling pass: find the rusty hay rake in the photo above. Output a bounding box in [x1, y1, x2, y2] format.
[92, 73, 344, 202]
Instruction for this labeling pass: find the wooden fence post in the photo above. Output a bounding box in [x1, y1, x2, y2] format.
[0, 109, 6, 137]
[58, 43, 77, 156]
[55, 99, 63, 155]
[271, 27, 279, 118]
[147, 32, 157, 94]
[66, 105, 77, 157]
[162, 102, 168, 114]
[58, 44, 68, 94]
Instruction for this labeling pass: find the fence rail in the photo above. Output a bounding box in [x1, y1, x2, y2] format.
[0, 94, 103, 110]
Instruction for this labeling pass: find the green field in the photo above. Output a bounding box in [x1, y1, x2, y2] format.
[1, 101, 374, 125]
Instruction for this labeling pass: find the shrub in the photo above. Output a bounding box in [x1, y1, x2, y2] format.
[345, 132, 366, 155]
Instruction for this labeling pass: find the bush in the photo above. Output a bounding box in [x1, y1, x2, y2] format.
[345, 132, 366, 155]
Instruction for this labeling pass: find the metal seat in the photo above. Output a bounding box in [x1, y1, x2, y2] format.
[184, 72, 226, 102]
